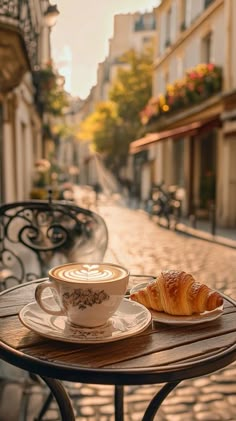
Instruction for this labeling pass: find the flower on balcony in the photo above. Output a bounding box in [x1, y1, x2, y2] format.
[140, 63, 222, 125]
[33, 63, 68, 116]
[140, 97, 159, 124]
[34, 62, 56, 91]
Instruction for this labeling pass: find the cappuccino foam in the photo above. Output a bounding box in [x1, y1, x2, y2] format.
[50, 263, 128, 283]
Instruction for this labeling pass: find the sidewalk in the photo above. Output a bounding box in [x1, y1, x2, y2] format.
[146, 212, 236, 250]
[177, 217, 236, 248]
[154, 218, 236, 249]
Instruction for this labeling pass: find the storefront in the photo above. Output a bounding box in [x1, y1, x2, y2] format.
[130, 115, 222, 221]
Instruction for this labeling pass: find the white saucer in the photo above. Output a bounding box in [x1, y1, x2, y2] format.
[130, 280, 155, 295]
[150, 306, 223, 326]
[19, 297, 152, 344]
[130, 282, 223, 326]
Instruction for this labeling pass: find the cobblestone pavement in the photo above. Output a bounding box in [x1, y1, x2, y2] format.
[1, 202, 236, 421]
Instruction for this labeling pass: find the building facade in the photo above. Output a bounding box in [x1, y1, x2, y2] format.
[130, 0, 236, 228]
[94, 12, 156, 104]
[0, 0, 57, 203]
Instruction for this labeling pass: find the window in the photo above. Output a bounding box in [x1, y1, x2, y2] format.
[134, 14, 156, 31]
[134, 16, 144, 31]
[204, 0, 215, 9]
[165, 8, 171, 47]
[201, 32, 212, 63]
[180, 0, 187, 31]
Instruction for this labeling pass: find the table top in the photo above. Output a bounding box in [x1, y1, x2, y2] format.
[0, 279, 236, 386]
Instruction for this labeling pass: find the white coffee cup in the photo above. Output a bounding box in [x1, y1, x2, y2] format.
[35, 262, 129, 328]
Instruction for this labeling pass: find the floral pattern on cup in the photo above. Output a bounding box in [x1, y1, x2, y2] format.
[62, 288, 110, 310]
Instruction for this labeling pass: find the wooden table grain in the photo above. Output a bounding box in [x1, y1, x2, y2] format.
[0, 279, 236, 421]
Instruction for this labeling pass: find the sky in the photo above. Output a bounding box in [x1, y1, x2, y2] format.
[51, 0, 158, 99]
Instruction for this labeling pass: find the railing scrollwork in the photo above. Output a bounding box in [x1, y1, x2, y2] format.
[0, 0, 39, 68]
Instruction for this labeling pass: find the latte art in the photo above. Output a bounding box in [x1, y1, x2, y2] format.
[51, 264, 127, 283]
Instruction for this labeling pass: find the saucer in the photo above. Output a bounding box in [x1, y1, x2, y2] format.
[130, 280, 155, 295]
[19, 297, 152, 344]
[150, 306, 223, 326]
[129, 282, 223, 326]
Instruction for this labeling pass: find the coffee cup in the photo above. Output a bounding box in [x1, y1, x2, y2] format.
[35, 262, 129, 328]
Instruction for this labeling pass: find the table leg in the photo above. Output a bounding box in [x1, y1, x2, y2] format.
[114, 385, 124, 421]
[37, 377, 75, 421]
[142, 381, 180, 421]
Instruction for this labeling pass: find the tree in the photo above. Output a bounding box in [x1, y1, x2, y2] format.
[109, 47, 153, 129]
[108, 47, 153, 172]
[79, 47, 153, 175]
[78, 102, 120, 170]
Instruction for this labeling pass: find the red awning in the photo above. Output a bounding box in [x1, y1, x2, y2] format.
[130, 117, 220, 154]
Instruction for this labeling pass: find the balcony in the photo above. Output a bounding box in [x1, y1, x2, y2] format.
[0, 0, 38, 92]
[140, 63, 223, 126]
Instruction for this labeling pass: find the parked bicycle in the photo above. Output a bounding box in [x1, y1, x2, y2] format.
[148, 182, 182, 229]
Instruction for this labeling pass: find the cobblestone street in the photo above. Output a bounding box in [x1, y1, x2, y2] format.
[1, 202, 236, 421]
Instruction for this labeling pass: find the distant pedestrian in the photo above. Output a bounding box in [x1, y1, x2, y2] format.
[94, 182, 102, 201]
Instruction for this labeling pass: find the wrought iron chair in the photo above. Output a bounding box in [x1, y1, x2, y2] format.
[0, 198, 109, 420]
[0, 199, 108, 291]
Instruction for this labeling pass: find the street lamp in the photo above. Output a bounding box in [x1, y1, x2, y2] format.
[44, 4, 60, 28]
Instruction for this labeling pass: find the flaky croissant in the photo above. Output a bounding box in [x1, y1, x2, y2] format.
[130, 270, 223, 316]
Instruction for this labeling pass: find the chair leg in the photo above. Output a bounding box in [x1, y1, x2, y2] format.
[34, 391, 53, 421]
[19, 375, 74, 421]
[142, 381, 180, 420]
[40, 377, 75, 421]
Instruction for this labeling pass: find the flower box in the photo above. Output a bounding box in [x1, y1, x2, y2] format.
[140, 63, 222, 125]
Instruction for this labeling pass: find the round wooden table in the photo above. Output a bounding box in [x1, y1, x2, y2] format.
[0, 279, 236, 421]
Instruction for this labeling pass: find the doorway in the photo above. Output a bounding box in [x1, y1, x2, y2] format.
[199, 131, 216, 210]
[188, 130, 217, 215]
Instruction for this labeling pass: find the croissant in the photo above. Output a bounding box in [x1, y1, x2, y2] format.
[130, 270, 223, 316]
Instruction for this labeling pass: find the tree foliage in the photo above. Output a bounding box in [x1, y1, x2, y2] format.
[79, 47, 153, 174]
[79, 102, 119, 148]
[109, 47, 153, 127]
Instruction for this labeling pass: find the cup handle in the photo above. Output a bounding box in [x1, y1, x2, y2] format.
[35, 281, 65, 316]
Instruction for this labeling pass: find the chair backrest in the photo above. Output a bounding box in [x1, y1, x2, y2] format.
[0, 200, 108, 290]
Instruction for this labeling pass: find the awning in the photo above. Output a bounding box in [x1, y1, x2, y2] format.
[130, 117, 221, 154]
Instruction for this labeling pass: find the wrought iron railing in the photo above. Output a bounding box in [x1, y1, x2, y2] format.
[0, 0, 39, 68]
